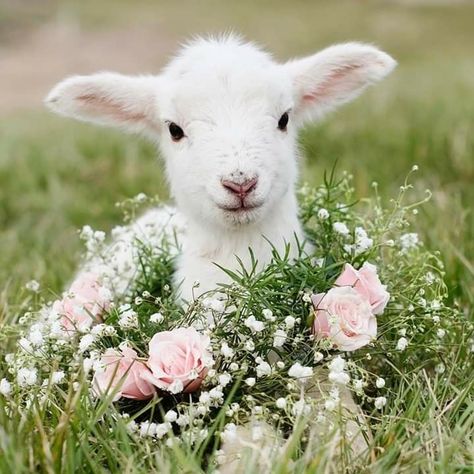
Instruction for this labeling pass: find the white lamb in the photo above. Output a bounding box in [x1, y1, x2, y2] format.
[46, 35, 396, 467]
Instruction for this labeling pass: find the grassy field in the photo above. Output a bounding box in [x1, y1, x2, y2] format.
[0, 1, 473, 472]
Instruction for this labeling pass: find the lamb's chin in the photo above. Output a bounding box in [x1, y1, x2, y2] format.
[219, 205, 264, 226]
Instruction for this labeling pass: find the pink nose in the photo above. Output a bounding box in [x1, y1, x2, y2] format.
[221, 177, 258, 198]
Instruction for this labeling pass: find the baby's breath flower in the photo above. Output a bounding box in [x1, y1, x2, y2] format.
[317, 208, 329, 220]
[396, 337, 408, 351]
[149, 312, 164, 324]
[376, 377, 386, 388]
[51, 371, 65, 384]
[400, 233, 419, 252]
[79, 334, 95, 353]
[244, 315, 265, 333]
[374, 396, 387, 410]
[333, 222, 349, 236]
[0, 378, 12, 396]
[218, 373, 232, 387]
[276, 397, 287, 409]
[262, 308, 274, 321]
[288, 363, 313, 382]
[284, 316, 296, 329]
[314, 352, 324, 363]
[273, 329, 287, 348]
[17, 368, 38, 387]
[256, 361, 271, 377]
[25, 280, 40, 292]
[245, 378, 256, 387]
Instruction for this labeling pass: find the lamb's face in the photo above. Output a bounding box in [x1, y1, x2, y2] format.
[46, 36, 396, 230]
[158, 50, 298, 227]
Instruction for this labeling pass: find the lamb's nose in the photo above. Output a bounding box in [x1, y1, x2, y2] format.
[221, 177, 258, 198]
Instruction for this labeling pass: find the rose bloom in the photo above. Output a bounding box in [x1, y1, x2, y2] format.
[335, 262, 390, 314]
[93, 346, 155, 401]
[53, 272, 112, 331]
[312, 286, 377, 351]
[143, 327, 211, 393]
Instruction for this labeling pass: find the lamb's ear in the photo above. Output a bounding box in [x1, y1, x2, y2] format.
[285, 43, 396, 122]
[45, 72, 159, 134]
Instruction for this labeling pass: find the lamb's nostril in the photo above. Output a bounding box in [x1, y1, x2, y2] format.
[222, 177, 258, 197]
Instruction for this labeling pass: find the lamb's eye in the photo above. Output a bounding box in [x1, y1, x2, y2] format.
[168, 122, 185, 141]
[278, 112, 289, 131]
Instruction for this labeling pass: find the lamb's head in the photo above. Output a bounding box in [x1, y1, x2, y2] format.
[46, 36, 396, 229]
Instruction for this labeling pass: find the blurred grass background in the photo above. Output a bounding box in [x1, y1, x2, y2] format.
[0, 0, 473, 316]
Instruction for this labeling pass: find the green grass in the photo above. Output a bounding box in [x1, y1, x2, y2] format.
[0, 1, 473, 472]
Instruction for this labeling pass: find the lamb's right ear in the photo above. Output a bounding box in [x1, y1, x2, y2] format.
[45, 72, 159, 134]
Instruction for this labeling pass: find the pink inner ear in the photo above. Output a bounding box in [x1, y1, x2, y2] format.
[302, 63, 364, 103]
[77, 93, 148, 123]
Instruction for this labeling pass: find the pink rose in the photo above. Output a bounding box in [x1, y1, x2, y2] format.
[54, 272, 113, 331]
[335, 263, 389, 314]
[93, 346, 155, 401]
[312, 286, 377, 351]
[143, 327, 212, 394]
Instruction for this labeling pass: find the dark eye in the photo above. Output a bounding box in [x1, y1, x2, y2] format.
[168, 122, 185, 141]
[278, 112, 289, 131]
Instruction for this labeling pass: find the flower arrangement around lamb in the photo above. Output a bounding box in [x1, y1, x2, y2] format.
[1, 168, 469, 468]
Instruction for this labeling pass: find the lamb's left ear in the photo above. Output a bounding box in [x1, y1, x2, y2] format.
[285, 42, 396, 122]
[45, 72, 160, 134]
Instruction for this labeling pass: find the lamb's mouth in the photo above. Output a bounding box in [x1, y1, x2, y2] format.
[217, 202, 263, 213]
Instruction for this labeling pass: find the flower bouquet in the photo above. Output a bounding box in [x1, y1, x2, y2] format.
[1, 169, 469, 471]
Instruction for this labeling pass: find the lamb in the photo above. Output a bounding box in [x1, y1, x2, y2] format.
[45, 35, 396, 468]
[46, 35, 395, 302]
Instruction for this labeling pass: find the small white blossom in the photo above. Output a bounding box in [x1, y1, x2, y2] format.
[276, 397, 287, 409]
[218, 373, 232, 387]
[396, 337, 408, 351]
[317, 208, 329, 220]
[18, 337, 32, 353]
[220, 342, 234, 359]
[284, 316, 296, 329]
[0, 378, 11, 396]
[51, 371, 65, 384]
[17, 368, 38, 387]
[245, 377, 256, 387]
[165, 410, 178, 423]
[375, 378, 386, 388]
[435, 363, 445, 374]
[333, 222, 349, 236]
[437, 329, 446, 338]
[374, 396, 387, 410]
[329, 371, 350, 385]
[328, 355, 345, 374]
[149, 312, 164, 324]
[288, 363, 313, 382]
[118, 308, 138, 329]
[28, 330, 44, 347]
[262, 308, 275, 321]
[25, 280, 40, 292]
[273, 329, 287, 348]
[314, 352, 324, 363]
[400, 233, 419, 252]
[176, 414, 189, 427]
[79, 334, 95, 353]
[256, 361, 272, 378]
[244, 315, 265, 333]
[245, 340, 255, 351]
